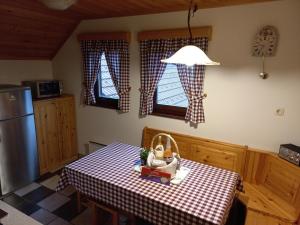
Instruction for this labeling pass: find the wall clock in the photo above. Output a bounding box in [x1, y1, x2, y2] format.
[252, 26, 279, 79]
[252, 25, 278, 57]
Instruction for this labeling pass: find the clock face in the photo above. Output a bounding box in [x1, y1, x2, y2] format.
[252, 26, 278, 57]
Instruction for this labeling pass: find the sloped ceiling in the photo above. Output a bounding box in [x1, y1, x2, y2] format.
[0, 0, 276, 60]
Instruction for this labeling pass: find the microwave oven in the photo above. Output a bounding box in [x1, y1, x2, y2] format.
[22, 80, 63, 100]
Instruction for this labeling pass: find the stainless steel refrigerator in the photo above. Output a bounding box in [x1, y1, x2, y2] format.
[0, 85, 39, 195]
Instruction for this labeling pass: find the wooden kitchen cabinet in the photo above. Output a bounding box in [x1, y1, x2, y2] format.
[33, 95, 78, 175]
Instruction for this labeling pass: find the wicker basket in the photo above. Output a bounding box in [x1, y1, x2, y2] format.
[147, 133, 180, 178]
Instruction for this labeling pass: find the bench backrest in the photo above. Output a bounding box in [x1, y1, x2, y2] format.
[142, 127, 247, 176]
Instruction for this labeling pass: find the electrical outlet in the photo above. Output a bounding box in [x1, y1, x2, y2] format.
[275, 108, 285, 116]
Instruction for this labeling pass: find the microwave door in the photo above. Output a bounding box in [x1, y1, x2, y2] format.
[38, 82, 60, 98]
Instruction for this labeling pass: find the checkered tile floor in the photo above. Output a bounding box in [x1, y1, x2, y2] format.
[0, 172, 82, 225]
[0, 172, 152, 225]
[0, 172, 246, 225]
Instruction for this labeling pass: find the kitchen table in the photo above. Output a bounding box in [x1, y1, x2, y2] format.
[57, 142, 242, 225]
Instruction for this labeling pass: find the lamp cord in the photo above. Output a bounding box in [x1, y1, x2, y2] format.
[188, 0, 198, 43]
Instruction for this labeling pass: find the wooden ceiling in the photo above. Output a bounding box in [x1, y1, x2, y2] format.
[0, 0, 276, 60]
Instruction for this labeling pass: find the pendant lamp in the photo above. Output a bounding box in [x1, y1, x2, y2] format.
[161, 0, 220, 66]
[40, 0, 77, 10]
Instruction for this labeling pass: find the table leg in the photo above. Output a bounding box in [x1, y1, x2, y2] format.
[128, 214, 136, 225]
[111, 211, 119, 225]
[76, 191, 81, 213]
[92, 203, 97, 225]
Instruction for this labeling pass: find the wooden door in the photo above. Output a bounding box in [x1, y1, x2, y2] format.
[57, 96, 78, 164]
[34, 100, 61, 173]
[34, 102, 48, 175]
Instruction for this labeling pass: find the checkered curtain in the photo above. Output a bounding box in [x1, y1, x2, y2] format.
[139, 37, 208, 120]
[80, 40, 102, 105]
[139, 40, 170, 115]
[104, 40, 130, 112]
[177, 38, 208, 123]
[177, 38, 208, 124]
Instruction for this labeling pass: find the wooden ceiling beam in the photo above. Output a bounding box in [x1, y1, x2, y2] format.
[78, 32, 131, 42]
[138, 26, 212, 41]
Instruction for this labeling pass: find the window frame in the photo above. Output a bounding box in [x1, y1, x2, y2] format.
[152, 89, 187, 120]
[92, 76, 119, 110]
[151, 64, 187, 120]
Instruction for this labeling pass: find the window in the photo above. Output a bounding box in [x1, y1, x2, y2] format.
[94, 53, 119, 109]
[79, 32, 130, 111]
[153, 64, 187, 119]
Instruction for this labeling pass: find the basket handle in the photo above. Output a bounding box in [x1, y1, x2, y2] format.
[150, 133, 180, 158]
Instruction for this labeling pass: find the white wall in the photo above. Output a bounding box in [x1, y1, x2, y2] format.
[53, 0, 300, 153]
[0, 60, 53, 85]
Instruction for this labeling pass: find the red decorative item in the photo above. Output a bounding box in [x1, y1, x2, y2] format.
[141, 166, 171, 185]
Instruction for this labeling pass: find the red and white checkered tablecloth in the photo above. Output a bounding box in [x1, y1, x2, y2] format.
[57, 142, 243, 225]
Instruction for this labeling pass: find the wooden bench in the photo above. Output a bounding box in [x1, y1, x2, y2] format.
[76, 191, 136, 225]
[142, 127, 300, 225]
[241, 149, 300, 225]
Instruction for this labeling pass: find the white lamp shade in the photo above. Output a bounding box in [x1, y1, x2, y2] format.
[40, 0, 77, 10]
[161, 45, 220, 66]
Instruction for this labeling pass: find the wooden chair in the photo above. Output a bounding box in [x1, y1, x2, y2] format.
[77, 191, 136, 225]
